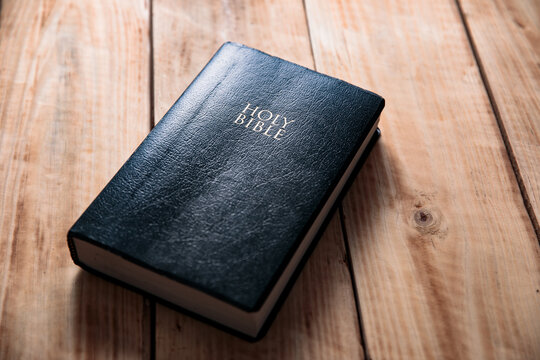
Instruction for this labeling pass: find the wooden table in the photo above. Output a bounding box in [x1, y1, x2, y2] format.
[1, 0, 539, 358]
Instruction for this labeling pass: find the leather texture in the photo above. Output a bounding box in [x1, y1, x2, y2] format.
[68, 42, 385, 312]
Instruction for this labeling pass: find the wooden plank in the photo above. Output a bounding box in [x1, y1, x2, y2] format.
[0, 0, 150, 358]
[152, 0, 314, 120]
[152, 0, 363, 357]
[458, 0, 540, 234]
[304, 0, 540, 359]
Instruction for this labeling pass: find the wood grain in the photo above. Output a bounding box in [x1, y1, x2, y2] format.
[458, 0, 540, 234]
[0, 0, 150, 358]
[152, 0, 315, 121]
[152, 0, 363, 357]
[304, 0, 540, 359]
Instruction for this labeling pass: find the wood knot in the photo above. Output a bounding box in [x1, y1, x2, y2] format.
[411, 207, 445, 237]
[414, 209, 434, 227]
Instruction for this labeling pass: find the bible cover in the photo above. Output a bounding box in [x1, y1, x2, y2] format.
[67, 42, 384, 339]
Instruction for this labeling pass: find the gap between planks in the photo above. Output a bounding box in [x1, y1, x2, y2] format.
[302, 0, 370, 356]
[454, 0, 540, 241]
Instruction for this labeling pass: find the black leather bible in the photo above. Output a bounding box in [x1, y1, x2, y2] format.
[67, 42, 384, 339]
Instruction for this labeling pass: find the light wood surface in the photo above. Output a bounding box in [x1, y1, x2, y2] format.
[459, 0, 540, 234]
[152, 0, 314, 121]
[304, 0, 540, 358]
[0, 0, 151, 358]
[1, 0, 539, 358]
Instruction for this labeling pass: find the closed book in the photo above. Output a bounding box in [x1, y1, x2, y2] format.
[67, 42, 385, 339]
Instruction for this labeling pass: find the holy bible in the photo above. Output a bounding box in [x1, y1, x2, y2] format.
[67, 42, 384, 339]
